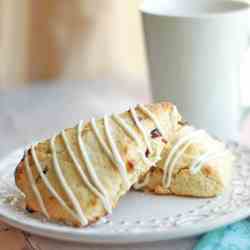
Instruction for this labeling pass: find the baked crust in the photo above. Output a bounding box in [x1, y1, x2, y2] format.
[134, 126, 234, 197]
[15, 102, 181, 226]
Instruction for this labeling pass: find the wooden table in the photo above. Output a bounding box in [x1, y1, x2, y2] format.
[0, 80, 248, 250]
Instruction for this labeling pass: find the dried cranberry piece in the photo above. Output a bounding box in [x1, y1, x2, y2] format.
[145, 148, 150, 157]
[150, 128, 161, 138]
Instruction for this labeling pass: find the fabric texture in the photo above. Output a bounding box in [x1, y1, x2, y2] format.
[194, 220, 250, 250]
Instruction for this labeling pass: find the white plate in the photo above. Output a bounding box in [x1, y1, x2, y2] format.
[0, 142, 249, 244]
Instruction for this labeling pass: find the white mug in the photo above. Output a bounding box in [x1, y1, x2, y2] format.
[140, 0, 250, 140]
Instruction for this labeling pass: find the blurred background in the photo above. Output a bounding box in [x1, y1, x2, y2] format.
[0, 0, 250, 100]
[0, 0, 250, 157]
[0, 0, 147, 87]
[0, 0, 151, 158]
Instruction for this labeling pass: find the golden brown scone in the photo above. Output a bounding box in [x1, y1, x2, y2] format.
[134, 125, 234, 197]
[15, 102, 182, 227]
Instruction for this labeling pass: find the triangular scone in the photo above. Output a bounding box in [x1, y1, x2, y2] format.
[15, 102, 182, 227]
[134, 125, 234, 197]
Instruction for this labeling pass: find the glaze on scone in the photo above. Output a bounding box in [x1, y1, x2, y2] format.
[15, 102, 182, 227]
[134, 126, 234, 197]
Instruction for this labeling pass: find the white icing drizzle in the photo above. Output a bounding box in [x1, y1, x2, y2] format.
[112, 114, 153, 166]
[24, 151, 49, 218]
[138, 104, 165, 136]
[190, 150, 228, 174]
[170, 106, 179, 130]
[133, 172, 151, 190]
[90, 118, 114, 161]
[112, 114, 141, 145]
[168, 138, 203, 172]
[30, 145, 80, 222]
[77, 121, 112, 213]
[91, 117, 131, 188]
[130, 107, 152, 153]
[103, 115, 130, 189]
[25, 106, 164, 222]
[61, 129, 112, 213]
[162, 129, 205, 188]
[50, 136, 88, 226]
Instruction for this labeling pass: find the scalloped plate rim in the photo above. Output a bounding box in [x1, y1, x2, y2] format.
[0, 203, 250, 244]
[0, 142, 249, 244]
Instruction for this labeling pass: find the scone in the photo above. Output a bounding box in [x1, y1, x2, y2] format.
[134, 125, 234, 197]
[15, 102, 182, 227]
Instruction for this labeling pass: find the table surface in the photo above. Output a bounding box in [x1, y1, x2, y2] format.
[0, 80, 249, 250]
